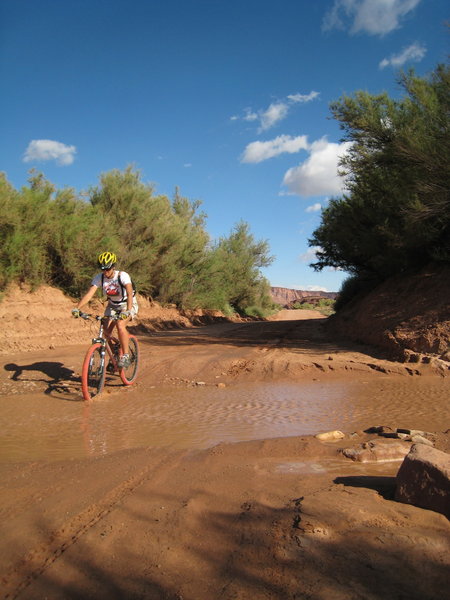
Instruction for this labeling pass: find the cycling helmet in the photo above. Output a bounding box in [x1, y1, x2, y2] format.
[98, 251, 117, 270]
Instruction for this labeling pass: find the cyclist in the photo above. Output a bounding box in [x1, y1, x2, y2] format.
[71, 251, 138, 368]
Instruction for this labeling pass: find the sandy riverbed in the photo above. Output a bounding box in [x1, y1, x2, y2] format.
[1, 309, 449, 599]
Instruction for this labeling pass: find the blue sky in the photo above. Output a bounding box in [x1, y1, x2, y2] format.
[1, 0, 448, 292]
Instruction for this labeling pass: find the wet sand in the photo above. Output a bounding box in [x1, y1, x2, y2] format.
[1, 312, 449, 599]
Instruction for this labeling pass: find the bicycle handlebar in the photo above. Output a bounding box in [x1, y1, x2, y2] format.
[78, 311, 122, 321]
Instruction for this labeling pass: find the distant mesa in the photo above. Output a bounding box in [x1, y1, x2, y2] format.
[270, 287, 337, 308]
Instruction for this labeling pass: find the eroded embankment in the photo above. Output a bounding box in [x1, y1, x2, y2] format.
[328, 263, 450, 362]
[0, 284, 236, 356]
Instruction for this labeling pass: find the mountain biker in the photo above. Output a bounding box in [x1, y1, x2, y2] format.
[71, 251, 138, 368]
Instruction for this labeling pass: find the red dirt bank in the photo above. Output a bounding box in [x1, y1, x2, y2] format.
[328, 263, 450, 362]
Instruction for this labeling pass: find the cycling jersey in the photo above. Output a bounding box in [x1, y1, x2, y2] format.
[91, 270, 135, 305]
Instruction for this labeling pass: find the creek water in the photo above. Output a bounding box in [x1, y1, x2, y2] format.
[1, 377, 449, 462]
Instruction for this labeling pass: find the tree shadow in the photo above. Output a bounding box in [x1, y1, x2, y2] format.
[134, 317, 392, 363]
[16, 489, 448, 600]
[4, 468, 449, 600]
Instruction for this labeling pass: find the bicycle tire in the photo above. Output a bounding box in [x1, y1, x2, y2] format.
[81, 343, 106, 400]
[120, 335, 139, 385]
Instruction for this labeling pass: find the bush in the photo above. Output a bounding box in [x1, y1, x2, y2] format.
[310, 64, 450, 282]
[334, 274, 380, 312]
[0, 168, 274, 317]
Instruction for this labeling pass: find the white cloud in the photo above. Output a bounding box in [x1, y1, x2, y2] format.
[241, 135, 309, 164]
[243, 108, 258, 122]
[23, 139, 76, 166]
[305, 203, 322, 213]
[299, 246, 322, 263]
[306, 285, 330, 292]
[379, 42, 426, 69]
[283, 138, 352, 197]
[232, 91, 319, 132]
[287, 91, 320, 103]
[258, 102, 289, 131]
[323, 0, 421, 36]
[183, 163, 192, 168]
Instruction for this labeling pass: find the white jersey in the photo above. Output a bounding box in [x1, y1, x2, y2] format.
[91, 270, 133, 304]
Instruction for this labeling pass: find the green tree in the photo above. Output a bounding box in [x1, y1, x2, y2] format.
[310, 63, 450, 286]
[1, 166, 275, 316]
[211, 222, 274, 314]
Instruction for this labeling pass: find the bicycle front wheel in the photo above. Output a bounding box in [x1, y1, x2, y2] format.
[81, 343, 106, 400]
[120, 335, 139, 385]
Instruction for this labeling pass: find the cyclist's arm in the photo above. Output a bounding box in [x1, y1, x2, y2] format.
[76, 285, 98, 310]
[124, 283, 133, 312]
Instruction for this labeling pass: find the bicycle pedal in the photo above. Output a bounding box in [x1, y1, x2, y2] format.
[106, 362, 116, 374]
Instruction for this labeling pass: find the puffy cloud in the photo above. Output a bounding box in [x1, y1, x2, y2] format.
[305, 203, 322, 213]
[241, 135, 309, 164]
[23, 139, 76, 166]
[283, 138, 352, 197]
[379, 42, 426, 69]
[323, 0, 421, 36]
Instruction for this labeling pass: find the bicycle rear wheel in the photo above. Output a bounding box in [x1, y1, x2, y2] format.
[81, 343, 106, 400]
[120, 335, 139, 385]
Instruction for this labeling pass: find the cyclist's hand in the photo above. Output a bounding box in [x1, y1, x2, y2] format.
[120, 310, 131, 320]
[72, 308, 81, 318]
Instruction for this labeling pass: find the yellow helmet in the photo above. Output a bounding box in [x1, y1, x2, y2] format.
[98, 251, 117, 270]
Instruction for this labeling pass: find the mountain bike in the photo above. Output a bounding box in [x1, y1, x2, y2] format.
[78, 311, 139, 401]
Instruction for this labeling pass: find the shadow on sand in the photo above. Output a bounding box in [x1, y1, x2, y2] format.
[4, 361, 80, 398]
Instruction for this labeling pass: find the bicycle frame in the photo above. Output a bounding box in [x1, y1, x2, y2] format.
[89, 314, 122, 372]
[79, 311, 139, 400]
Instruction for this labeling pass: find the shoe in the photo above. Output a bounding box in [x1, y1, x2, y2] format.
[106, 362, 115, 374]
[118, 353, 130, 368]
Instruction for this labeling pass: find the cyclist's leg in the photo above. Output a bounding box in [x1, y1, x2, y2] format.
[116, 298, 138, 356]
[103, 305, 116, 342]
[116, 318, 130, 355]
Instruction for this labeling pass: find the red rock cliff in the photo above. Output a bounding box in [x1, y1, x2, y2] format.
[270, 287, 337, 307]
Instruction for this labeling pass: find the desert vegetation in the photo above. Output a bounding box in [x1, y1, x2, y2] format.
[310, 63, 450, 308]
[291, 298, 335, 316]
[0, 167, 276, 316]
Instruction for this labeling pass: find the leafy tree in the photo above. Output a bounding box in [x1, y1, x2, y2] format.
[211, 222, 274, 313]
[310, 63, 450, 288]
[1, 166, 275, 316]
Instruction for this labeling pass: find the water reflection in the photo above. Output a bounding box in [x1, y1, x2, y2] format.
[1, 378, 448, 462]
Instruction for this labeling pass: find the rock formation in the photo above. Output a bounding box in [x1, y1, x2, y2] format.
[396, 444, 450, 519]
[270, 287, 337, 308]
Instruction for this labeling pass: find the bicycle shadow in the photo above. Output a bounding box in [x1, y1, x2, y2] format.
[4, 361, 80, 399]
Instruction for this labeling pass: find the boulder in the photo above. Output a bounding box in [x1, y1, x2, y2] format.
[340, 440, 411, 463]
[395, 444, 450, 519]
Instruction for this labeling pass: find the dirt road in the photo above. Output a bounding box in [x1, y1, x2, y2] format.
[1, 311, 449, 599]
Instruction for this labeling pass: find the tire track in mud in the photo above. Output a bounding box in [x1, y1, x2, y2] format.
[2, 449, 189, 600]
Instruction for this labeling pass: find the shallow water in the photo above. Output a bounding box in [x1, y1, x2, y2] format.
[0, 378, 449, 462]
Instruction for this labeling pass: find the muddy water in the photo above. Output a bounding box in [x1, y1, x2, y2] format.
[1, 377, 449, 462]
